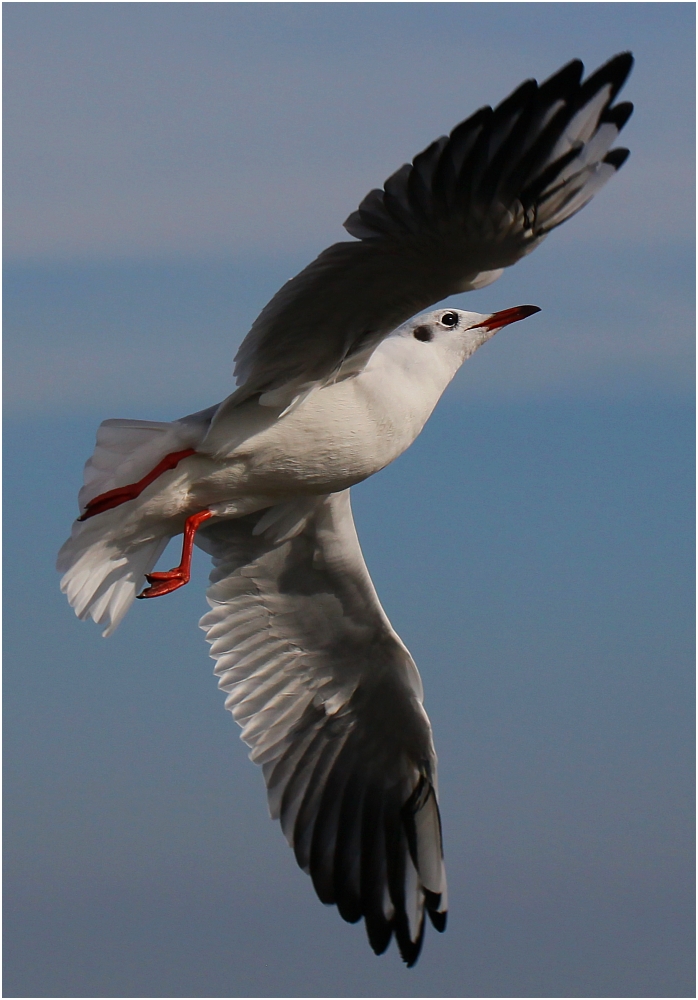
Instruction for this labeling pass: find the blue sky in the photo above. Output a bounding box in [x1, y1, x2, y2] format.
[4, 4, 694, 997]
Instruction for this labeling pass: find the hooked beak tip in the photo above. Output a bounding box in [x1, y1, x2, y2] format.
[482, 304, 541, 332]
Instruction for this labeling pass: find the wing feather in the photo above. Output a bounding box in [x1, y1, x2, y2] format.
[197, 490, 447, 965]
[225, 54, 632, 409]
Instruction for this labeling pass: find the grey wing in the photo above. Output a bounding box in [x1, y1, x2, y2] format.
[231, 54, 633, 403]
[197, 491, 447, 966]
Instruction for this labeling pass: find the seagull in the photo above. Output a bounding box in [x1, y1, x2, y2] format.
[58, 54, 633, 966]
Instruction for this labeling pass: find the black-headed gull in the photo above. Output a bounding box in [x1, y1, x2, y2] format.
[58, 54, 633, 966]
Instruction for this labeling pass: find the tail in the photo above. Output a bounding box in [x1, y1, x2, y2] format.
[57, 518, 169, 637]
[59, 410, 214, 636]
[78, 408, 214, 514]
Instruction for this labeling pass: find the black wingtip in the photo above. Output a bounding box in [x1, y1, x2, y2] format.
[603, 101, 634, 130]
[399, 927, 425, 968]
[365, 915, 393, 956]
[539, 58, 584, 97]
[423, 887, 447, 932]
[393, 907, 426, 968]
[604, 147, 630, 170]
[611, 51, 635, 73]
[427, 908, 447, 933]
[597, 51, 634, 79]
[607, 52, 635, 98]
[582, 51, 634, 102]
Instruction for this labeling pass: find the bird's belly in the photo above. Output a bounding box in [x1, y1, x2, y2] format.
[221, 382, 420, 496]
[243, 411, 406, 491]
[185, 374, 433, 514]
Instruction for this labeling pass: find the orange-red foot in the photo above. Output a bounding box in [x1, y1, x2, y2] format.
[79, 448, 197, 520]
[138, 568, 190, 599]
[136, 509, 214, 600]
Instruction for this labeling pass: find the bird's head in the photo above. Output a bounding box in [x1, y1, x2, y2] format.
[401, 305, 541, 365]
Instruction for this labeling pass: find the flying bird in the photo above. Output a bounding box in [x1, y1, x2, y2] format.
[58, 54, 633, 966]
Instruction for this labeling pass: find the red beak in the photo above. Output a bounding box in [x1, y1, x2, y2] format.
[480, 304, 541, 332]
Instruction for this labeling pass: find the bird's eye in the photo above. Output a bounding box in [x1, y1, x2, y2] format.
[413, 325, 433, 342]
[440, 311, 459, 328]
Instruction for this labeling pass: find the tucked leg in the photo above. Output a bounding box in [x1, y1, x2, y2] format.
[137, 509, 214, 599]
[79, 448, 197, 521]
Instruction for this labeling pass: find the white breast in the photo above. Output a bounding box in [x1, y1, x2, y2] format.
[202, 334, 458, 495]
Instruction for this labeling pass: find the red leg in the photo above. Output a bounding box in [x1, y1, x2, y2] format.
[78, 448, 197, 521]
[137, 509, 214, 600]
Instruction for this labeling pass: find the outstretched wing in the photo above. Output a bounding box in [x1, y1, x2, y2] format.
[230, 53, 633, 404]
[197, 491, 447, 966]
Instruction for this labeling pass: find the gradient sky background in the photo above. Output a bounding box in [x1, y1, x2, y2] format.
[4, 4, 694, 997]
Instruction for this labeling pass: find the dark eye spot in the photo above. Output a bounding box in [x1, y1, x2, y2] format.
[440, 311, 459, 328]
[413, 325, 433, 343]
